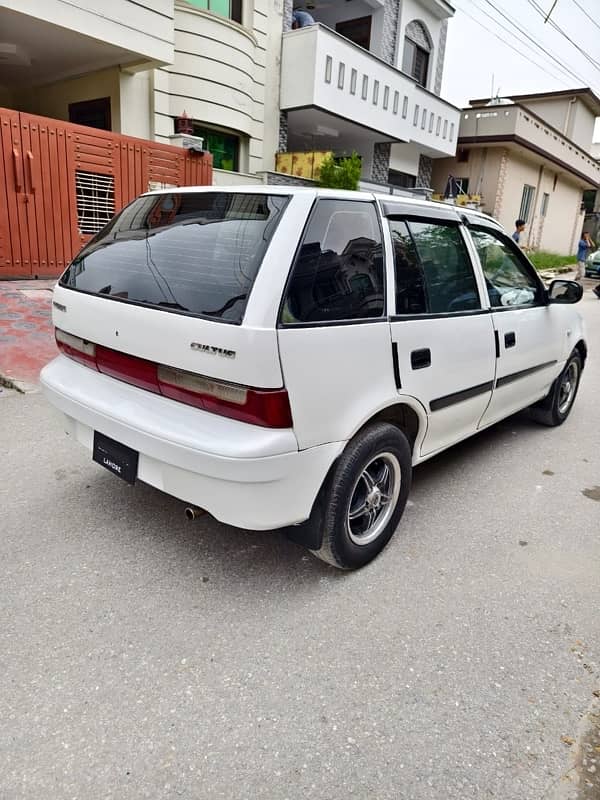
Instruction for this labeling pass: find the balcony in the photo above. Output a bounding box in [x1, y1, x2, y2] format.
[280, 25, 460, 158]
[0, 0, 174, 88]
[459, 105, 600, 187]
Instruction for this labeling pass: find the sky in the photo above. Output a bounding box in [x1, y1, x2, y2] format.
[441, 0, 600, 142]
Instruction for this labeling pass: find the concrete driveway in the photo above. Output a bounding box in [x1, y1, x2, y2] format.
[1, 292, 599, 800]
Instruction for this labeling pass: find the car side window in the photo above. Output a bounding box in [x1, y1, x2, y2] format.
[469, 227, 540, 308]
[282, 200, 385, 324]
[389, 219, 481, 314]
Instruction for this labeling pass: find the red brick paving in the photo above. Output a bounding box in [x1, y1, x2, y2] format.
[0, 281, 58, 391]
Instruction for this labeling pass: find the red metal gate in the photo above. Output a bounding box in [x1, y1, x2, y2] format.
[0, 109, 212, 278]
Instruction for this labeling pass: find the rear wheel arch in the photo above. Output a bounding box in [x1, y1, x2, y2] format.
[284, 401, 424, 554]
[354, 401, 425, 457]
[574, 339, 587, 368]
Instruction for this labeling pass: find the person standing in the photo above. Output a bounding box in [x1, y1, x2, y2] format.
[512, 219, 526, 247]
[292, 9, 315, 28]
[575, 231, 595, 284]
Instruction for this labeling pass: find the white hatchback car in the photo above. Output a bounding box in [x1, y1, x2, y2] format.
[41, 187, 586, 569]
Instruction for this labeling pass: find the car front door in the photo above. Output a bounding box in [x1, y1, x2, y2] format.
[467, 225, 565, 428]
[386, 214, 497, 457]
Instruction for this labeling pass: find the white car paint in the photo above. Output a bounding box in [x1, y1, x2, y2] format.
[40, 186, 586, 532]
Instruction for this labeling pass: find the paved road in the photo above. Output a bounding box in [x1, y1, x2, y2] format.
[2, 292, 599, 800]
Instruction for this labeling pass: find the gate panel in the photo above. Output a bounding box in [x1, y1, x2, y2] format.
[0, 109, 23, 275]
[0, 108, 212, 278]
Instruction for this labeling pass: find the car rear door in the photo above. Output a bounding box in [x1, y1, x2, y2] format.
[384, 207, 497, 457]
[277, 197, 397, 450]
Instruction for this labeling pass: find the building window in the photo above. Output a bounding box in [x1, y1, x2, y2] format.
[388, 170, 416, 189]
[350, 69, 357, 95]
[325, 55, 332, 83]
[402, 21, 432, 88]
[541, 192, 550, 217]
[455, 177, 469, 194]
[186, 0, 242, 23]
[519, 184, 536, 222]
[190, 123, 239, 171]
[69, 97, 111, 130]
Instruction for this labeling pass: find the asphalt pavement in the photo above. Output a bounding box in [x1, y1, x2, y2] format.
[1, 290, 599, 800]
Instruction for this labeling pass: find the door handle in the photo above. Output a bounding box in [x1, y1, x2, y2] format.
[411, 348, 431, 370]
[25, 150, 35, 193]
[505, 332, 516, 348]
[12, 147, 23, 192]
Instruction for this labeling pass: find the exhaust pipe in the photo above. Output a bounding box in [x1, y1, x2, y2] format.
[185, 506, 205, 520]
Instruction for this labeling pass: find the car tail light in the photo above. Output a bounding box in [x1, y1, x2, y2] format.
[96, 345, 160, 394]
[55, 329, 98, 370]
[157, 366, 293, 428]
[54, 328, 292, 429]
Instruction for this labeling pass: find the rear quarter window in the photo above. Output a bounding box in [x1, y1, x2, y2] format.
[60, 192, 289, 324]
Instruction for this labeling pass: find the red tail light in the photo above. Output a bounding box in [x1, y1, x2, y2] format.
[55, 329, 293, 429]
[157, 366, 293, 428]
[96, 345, 160, 394]
[55, 329, 97, 370]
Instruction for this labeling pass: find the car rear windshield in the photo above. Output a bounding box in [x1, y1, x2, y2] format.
[60, 192, 290, 323]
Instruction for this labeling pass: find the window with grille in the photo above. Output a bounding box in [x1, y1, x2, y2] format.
[76, 171, 115, 235]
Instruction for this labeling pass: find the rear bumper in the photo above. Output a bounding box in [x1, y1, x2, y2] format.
[40, 356, 343, 530]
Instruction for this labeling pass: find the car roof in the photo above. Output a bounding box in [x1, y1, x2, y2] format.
[142, 184, 501, 227]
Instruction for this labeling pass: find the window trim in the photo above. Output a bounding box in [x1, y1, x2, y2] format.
[402, 37, 430, 88]
[466, 224, 547, 310]
[189, 122, 240, 172]
[388, 216, 486, 318]
[519, 184, 536, 223]
[185, 0, 242, 23]
[277, 198, 388, 329]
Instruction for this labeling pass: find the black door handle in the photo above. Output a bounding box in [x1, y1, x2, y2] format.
[411, 348, 431, 370]
[505, 332, 516, 348]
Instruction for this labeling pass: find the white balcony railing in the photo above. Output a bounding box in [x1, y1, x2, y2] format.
[280, 25, 460, 157]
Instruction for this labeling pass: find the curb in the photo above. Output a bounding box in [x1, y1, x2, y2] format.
[0, 371, 38, 394]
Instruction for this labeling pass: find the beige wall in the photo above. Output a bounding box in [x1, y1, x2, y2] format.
[520, 96, 596, 151]
[432, 146, 585, 254]
[431, 146, 504, 216]
[12, 68, 122, 131]
[119, 71, 152, 139]
[153, 1, 279, 175]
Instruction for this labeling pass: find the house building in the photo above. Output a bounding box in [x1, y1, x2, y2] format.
[0, 0, 460, 188]
[431, 89, 600, 254]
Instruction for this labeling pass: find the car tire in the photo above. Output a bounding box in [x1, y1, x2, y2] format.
[528, 351, 582, 427]
[309, 422, 412, 570]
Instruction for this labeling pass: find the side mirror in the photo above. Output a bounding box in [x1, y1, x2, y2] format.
[547, 279, 583, 304]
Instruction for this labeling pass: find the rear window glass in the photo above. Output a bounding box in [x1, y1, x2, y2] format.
[60, 192, 289, 323]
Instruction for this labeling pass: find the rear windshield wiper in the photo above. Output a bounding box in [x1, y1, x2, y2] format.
[202, 294, 247, 318]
